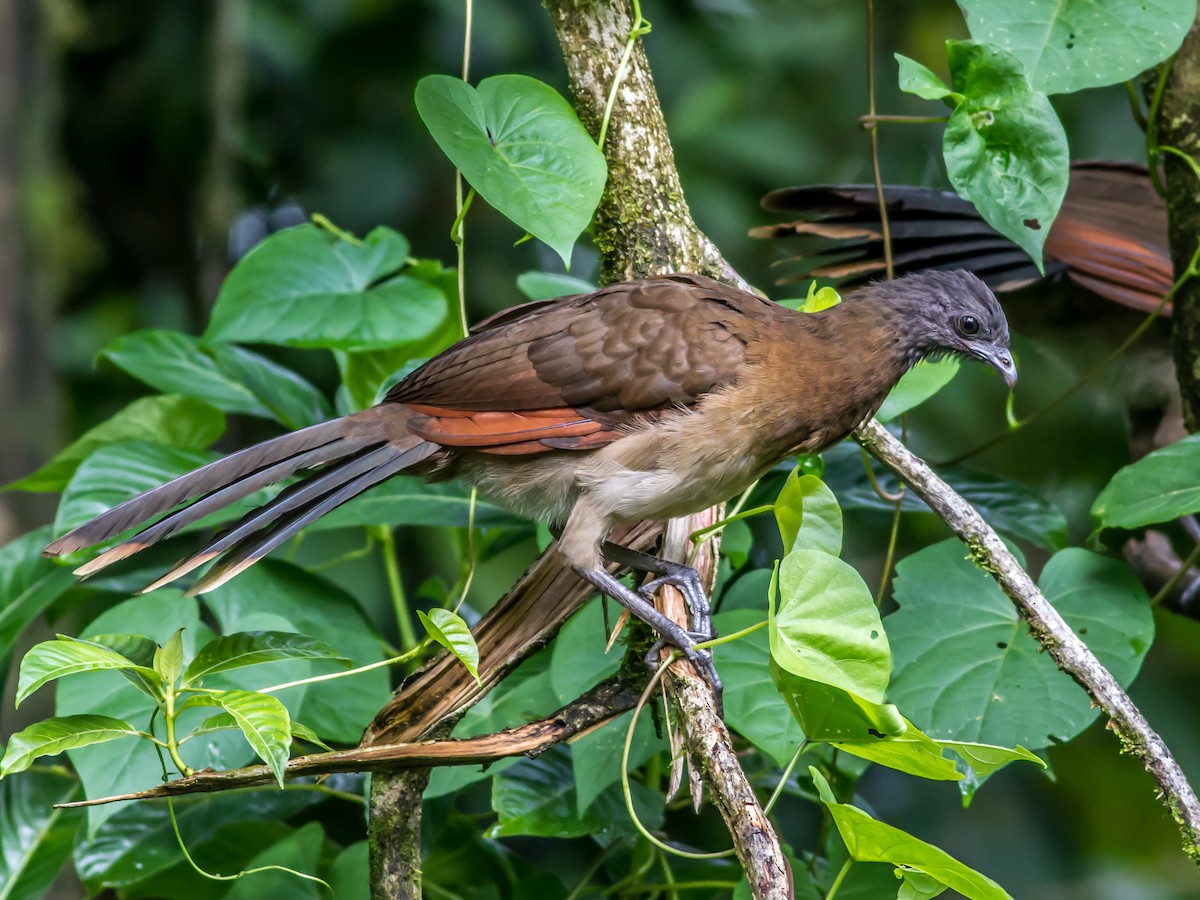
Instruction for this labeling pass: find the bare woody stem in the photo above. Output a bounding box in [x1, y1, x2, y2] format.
[855, 418, 1200, 862]
[57, 677, 641, 808]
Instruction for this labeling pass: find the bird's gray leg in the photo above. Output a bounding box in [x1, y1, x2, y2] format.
[601, 542, 713, 642]
[573, 565, 723, 708]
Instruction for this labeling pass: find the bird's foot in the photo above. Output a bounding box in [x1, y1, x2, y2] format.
[637, 568, 712, 640]
[645, 626, 723, 717]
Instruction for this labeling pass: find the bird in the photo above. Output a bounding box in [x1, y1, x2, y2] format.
[43, 269, 1016, 700]
[755, 161, 1171, 315]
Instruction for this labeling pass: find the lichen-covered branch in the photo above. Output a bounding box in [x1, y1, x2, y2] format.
[545, 3, 790, 895]
[544, 0, 747, 290]
[856, 418, 1200, 862]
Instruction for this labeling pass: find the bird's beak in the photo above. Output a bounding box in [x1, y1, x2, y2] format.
[977, 346, 1018, 391]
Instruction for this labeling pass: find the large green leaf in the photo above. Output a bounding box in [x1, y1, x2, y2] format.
[1092, 433, 1200, 530]
[887, 541, 1152, 748]
[812, 769, 1011, 899]
[206, 225, 449, 350]
[7, 396, 225, 493]
[515, 271, 596, 300]
[0, 527, 76, 672]
[941, 40, 1068, 270]
[823, 444, 1068, 551]
[0, 771, 81, 900]
[312, 477, 522, 530]
[960, 0, 1195, 94]
[415, 74, 607, 266]
[877, 359, 961, 423]
[202, 562, 390, 744]
[774, 471, 842, 556]
[180, 690, 292, 787]
[55, 593, 214, 835]
[488, 745, 661, 840]
[16, 637, 161, 706]
[53, 441, 272, 539]
[1, 716, 141, 777]
[771, 550, 891, 702]
[101, 330, 332, 429]
[222, 822, 325, 900]
[72, 790, 319, 895]
[183, 631, 348, 687]
[716, 609, 804, 768]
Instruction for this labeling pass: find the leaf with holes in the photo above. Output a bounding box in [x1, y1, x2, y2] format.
[887, 541, 1152, 749]
[942, 40, 1068, 271]
[416, 74, 607, 266]
[960, 0, 1194, 94]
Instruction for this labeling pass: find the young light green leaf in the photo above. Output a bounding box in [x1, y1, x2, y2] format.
[781, 280, 843, 313]
[1092, 433, 1200, 530]
[6, 396, 225, 493]
[415, 74, 607, 266]
[182, 631, 348, 687]
[17, 637, 162, 706]
[516, 271, 597, 300]
[960, 0, 1194, 94]
[1, 715, 141, 777]
[810, 768, 1012, 899]
[206, 225, 448, 351]
[888, 541, 1152, 750]
[897, 868, 950, 900]
[418, 609, 481, 683]
[153, 629, 185, 686]
[877, 358, 961, 422]
[942, 40, 1068, 271]
[774, 471, 842, 556]
[895, 54, 954, 101]
[832, 719, 963, 781]
[181, 690, 291, 787]
[101, 330, 332, 429]
[290, 721, 333, 752]
[74, 634, 164, 700]
[770, 550, 891, 701]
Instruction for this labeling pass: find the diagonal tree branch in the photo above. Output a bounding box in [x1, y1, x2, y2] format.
[57, 677, 640, 808]
[856, 418, 1200, 862]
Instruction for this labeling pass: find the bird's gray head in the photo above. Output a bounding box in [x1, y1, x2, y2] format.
[875, 269, 1016, 390]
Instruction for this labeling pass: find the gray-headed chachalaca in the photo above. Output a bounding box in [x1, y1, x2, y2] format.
[44, 270, 1016, 698]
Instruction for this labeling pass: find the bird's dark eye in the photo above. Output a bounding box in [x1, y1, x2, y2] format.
[958, 314, 981, 337]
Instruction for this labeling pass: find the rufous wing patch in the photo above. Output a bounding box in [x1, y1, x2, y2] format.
[405, 404, 616, 455]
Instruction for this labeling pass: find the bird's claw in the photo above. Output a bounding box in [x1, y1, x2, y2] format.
[644, 629, 724, 717]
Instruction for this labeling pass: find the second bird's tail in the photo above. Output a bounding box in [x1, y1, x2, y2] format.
[44, 405, 438, 594]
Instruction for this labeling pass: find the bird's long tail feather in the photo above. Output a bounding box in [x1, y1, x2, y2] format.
[44, 406, 437, 591]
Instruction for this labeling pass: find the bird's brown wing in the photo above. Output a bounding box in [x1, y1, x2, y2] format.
[386, 274, 764, 454]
